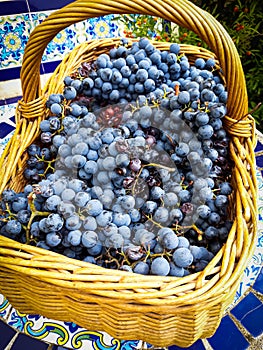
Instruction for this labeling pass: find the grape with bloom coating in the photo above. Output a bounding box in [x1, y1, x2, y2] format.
[151, 257, 170, 276]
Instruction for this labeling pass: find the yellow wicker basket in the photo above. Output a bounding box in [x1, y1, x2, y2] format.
[0, 0, 258, 347]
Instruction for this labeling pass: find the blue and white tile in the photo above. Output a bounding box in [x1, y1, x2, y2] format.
[28, 12, 121, 63]
[230, 168, 263, 304]
[0, 103, 16, 151]
[86, 15, 121, 39]
[6, 307, 141, 350]
[0, 294, 12, 320]
[1, 11, 123, 83]
[0, 13, 33, 69]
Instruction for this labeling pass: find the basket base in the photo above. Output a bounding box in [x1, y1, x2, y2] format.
[0, 269, 235, 348]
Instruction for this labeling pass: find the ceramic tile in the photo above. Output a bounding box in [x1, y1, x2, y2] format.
[0, 319, 17, 350]
[231, 293, 263, 337]
[0, 295, 11, 320]
[0, 103, 16, 142]
[0, 122, 15, 138]
[0, 0, 29, 16]
[6, 307, 141, 349]
[253, 266, 263, 294]
[255, 154, 263, 170]
[11, 333, 49, 350]
[0, 10, 122, 80]
[168, 339, 206, 350]
[87, 15, 121, 39]
[0, 13, 33, 69]
[0, 66, 21, 82]
[28, 0, 73, 13]
[29, 12, 121, 64]
[231, 168, 263, 304]
[7, 308, 27, 332]
[233, 263, 262, 304]
[207, 315, 249, 350]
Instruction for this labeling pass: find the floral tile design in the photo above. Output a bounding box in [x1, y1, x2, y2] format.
[1, 11, 122, 71]
[87, 15, 121, 39]
[6, 308, 141, 350]
[0, 103, 16, 153]
[232, 169, 263, 304]
[42, 13, 121, 62]
[0, 14, 33, 69]
[0, 293, 11, 319]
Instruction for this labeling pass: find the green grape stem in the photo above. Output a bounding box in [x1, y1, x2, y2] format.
[26, 192, 51, 243]
[3, 203, 17, 221]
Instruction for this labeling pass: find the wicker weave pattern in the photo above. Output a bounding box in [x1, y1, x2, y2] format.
[0, 1, 258, 347]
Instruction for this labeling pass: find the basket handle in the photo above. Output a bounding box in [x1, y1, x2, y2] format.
[20, 0, 248, 120]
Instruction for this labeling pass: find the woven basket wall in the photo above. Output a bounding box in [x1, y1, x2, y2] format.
[0, 0, 258, 347]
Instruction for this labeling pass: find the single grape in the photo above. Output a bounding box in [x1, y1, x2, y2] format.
[172, 248, 193, 268]
[133, 261, 149, 275]
[162, 232, 179, 250]
[151, 257, 170, 276]
[46, 232, 62, 247]
[5, 220, 22, 235]
[65, 214, 81, 231]
[67, 230, 82, 246]
[169, 262, 184, 277]
[82, 231, 98, 248]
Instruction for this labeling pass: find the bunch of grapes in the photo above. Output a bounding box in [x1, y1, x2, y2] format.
[0, 37, 233, 277]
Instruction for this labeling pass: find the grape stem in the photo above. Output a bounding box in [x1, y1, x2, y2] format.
[26, 192, 51, 243]
[2, 203, 17, 221]
[118, 250, 131, 266]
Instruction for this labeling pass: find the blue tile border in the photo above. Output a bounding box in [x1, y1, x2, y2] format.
[0, 60, 62, 82]
[253, 266, 263, 294]
[0, 123, 15, 138]
[231, 292, 263, 338]
[0, 319, 16, 350]
[11, 333, 49, 350]
[0, 0, 75, 16]
[41, 60, 62, 75]
[0, 66, 22, 82]
[231, 292, 262, 321]
[0, 96, 21, 107]
[207, 315, 250, 350]
[168, 339, 206, 350]
[27, 0, 73, 14]
[0, 0, 29, 16]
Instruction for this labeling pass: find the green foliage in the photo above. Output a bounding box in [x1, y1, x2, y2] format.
[116, 0, 263, 130]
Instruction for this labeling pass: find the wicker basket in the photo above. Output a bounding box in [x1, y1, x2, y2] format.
[0, 0, 258, 347]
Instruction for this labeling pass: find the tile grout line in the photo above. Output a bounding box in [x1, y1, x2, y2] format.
[251, 288, 263, 302]
[4, 331, 19, 350]
[5, 305, 14, 322]
[227, 311, 254, 344]
[202, 338, 213, 350]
